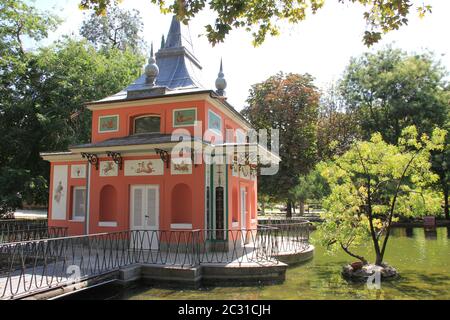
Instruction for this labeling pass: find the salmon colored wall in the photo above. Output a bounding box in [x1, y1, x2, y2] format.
[171, 183, 193, 223]
[91, 100, 206, 143]
[203, 102, 258, 231]
[228, 169, 257, 231]
[99, 185, 117, 221]
[87, 155, 205, 234]
[48, 98, 257, 235]
[48, 162, 87, 235]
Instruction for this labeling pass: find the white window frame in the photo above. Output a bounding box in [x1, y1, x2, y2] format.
[98, 115, 119, 133]
[72, 186, 86, 221]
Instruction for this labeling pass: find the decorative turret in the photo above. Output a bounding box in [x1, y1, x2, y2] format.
[144, 43, 159, 86]
[124, 15, 204, 99]
[215, 59, 227, 96]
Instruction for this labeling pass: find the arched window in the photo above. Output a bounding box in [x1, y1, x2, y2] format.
[171, 183, 192, 224]
[99, 185, 117, 222]
[133, 115, 160, 134]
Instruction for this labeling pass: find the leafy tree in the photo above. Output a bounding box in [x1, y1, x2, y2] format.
[291, 168, 330, 215]
[80, 6, 145, 52]
[339, 47, 450, 218]
[318, 126, 445, 266]
[317, 85, 360, 160]
[33, 38, 145, 148]
[0, 1, 145, 217]
[430, 110, 450, 219]
[242, 73, 319, 217]
[0, 0, 60, 217]
[79, 0, 432, 46]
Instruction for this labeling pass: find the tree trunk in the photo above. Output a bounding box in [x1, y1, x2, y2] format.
[299, 201, 305, 216]
[286, 201, 292, 218]
[261, 201, 266, 216]
[340, 243, 368, 265]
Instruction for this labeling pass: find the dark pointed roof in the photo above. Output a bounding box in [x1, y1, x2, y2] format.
[93, 16, 204, 103]
[154, 16, 203, 89]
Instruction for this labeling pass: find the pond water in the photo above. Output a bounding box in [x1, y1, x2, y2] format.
[68, 227, 450, 300]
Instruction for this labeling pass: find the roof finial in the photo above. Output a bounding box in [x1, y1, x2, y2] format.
[145, 42, 159, 86]
[160, 34, 165, 49]
[215, 58, 227, 96]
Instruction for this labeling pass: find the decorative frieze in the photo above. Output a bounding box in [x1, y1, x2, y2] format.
[71, 164, 86, 178]
[124, 159, 164, 176]
[99, 161, 118, 177]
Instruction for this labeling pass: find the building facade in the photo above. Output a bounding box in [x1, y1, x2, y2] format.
[41, 16, 279, 236]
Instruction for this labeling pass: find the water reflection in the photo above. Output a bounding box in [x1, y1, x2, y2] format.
[405, 227, 414, 238]
[424, 228, 437, 240]
[64, 227, 450, 300]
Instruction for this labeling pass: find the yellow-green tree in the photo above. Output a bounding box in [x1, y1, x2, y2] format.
[318, 126, 445, 266]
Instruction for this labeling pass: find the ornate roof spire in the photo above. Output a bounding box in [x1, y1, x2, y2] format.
[160, 34, 165, 49]
[144, 42, 159, 86]
[215, 58, 227, 96]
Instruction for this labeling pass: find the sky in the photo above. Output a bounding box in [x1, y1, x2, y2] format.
[26, 0, 450, 110]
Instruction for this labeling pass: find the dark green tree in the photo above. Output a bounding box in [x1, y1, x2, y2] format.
[242, 73, 319, 217]
[0, 0, 145, 217]
[292, 168, 330, 215]
[317, 85, 360, 160]
[339, 47, 450, 217]
[80, 6, 145, 52]
[0, 0, 60, 217]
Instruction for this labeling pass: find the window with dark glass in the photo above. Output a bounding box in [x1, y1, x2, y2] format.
[133, 116, 160, 134]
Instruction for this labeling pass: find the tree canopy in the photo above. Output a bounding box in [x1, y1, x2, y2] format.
[80, 6, 145, 52]
[79, 0, 432, 46]
[339, 47, 450, 219]
[242, 72, 319, 216]
[318, 126, 446, 265]
[0, 0, 144, 217]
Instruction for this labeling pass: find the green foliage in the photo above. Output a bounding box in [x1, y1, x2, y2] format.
[292, 168, 330, 203]
[79, 0, 432, 47]
[33, 38, 144, 148]
[340, 47, 448, 144]
[317, 85, 361, 160]
[339, 47, 450, 218]
[242, 73, 319, 212]
[0, 0, 145, 217]
[318, 126, 446, 264]
[80, 6, 145, 52]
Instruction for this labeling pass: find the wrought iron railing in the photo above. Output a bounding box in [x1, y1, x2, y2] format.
[0, 219, 47, 233]
[258, 221, 311, 255]
[0, 227, 67, 243]
[0, 222, 310, 299]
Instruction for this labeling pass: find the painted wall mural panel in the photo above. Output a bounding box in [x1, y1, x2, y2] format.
[171, 158, 192, 175]
[173, 108, 196, 127]
[124, 159, 164, 176]
[51, 165, 68, 220]
[208, 109, 222, 133]
[71, 164, 86, 178]
[98, 115, 119, 133]
[100, 161, 118, 177]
